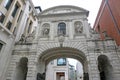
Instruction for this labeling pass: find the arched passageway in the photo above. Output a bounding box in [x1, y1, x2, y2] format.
[36, 47, 89, 80]
[14, 57, 28, 80]
[98, 55, 113, 80]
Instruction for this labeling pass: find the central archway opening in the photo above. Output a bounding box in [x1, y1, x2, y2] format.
[36, 47, 89, 80]
[45, 58, 83, 80]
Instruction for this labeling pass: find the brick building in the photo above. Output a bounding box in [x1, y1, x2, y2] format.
[94, 0, 120, 46]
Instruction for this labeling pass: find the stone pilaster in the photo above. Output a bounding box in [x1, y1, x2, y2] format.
[26, 57, 37, 80]
[88, 53, 100, 80]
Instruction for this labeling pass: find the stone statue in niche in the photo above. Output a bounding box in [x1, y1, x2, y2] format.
[42, 23, 50, 37]
[75, 21, 83, 34]
[43, 28, 49, 36]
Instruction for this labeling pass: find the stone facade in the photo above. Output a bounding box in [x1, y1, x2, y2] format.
[1, 4, 120, 80]
[0, 0, 38, 80]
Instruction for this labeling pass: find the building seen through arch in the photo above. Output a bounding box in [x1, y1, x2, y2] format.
[45, 58, 79, 80]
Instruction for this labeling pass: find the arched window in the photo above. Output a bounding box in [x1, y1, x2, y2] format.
[98, 55, 113, 80]
[14, 57, 28, 80]
[58, 22, 66, 36]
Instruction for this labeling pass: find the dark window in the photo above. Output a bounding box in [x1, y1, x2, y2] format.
[58, 22, 66, 35]
[4, 0, 13, 10]
[6, 21, 12, 30]
[0, 12, 5, 23]
[13, 27, 16, 35]
[98, 25, 100, 32]
[27, 21, 32, 33]
[57, 58, 66, 66]
[17, 10, 22, 22]
[12, 4, 19, 17]
[0, 43, 3, 51]
[29, 6, 31, 11]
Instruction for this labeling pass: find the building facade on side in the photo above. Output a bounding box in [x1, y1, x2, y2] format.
[46, 58, 76, 80]
[76, 62, 83, 80]
[0, 0, 38, 80]
[68, 64, 76, 80]
[94, 0, 120, 46]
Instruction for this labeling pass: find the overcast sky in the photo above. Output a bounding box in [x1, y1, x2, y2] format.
[32, 0, 102, 27]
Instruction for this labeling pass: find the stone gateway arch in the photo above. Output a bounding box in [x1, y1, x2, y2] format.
[6, 5, 120, 80]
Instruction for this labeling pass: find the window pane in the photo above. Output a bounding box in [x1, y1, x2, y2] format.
[0, 12, 5, 23]
[12, 4, 19, 17]
[6, 21, 12, 30]
[13, 27, 16, 35]
[0, 43, 3, 51]
[4, 0, 13, 10]
[28, 21, 32, 33]
[17, 10, 22, 22]
[58, 22, 66, 35]
[57, 58, 66, 66]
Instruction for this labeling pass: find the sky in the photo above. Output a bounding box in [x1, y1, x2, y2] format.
[32, 0, 102, 27]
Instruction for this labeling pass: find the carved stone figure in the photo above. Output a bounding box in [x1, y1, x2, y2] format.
[26, 30, 36, 42]
[42, 23, 50, 37]
[74, 21, 83, 34]
[43, 28, 49, 36]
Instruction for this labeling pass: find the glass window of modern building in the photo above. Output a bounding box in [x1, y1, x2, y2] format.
[6, 21, 12, 30]
[4, 0, 13, 10]
[17, 10, 22, 22]
[0, 12, 5, 23]
[12, 4, 19, 17]
[57, 58, 66, 66]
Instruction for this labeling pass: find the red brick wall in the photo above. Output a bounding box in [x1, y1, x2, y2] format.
[94, 0, 120, 46]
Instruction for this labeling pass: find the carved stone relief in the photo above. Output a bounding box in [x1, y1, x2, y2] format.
[74, 21, 83, 35]
[42, 23, 50, 37]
